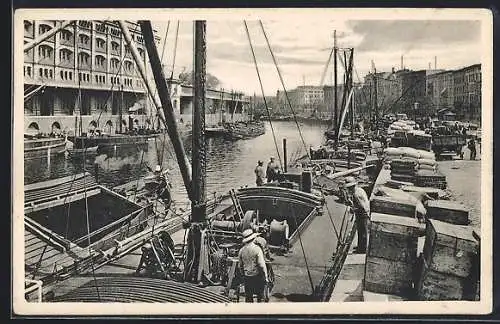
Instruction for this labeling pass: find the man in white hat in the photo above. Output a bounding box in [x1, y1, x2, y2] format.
[344, 176, 370, 254]
[238, 228, 269, 302]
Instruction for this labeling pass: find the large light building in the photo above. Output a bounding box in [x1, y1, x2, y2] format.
[24, 20, 161, 135]
[23, 20, 250, 135]
[276, 85, 325, 115]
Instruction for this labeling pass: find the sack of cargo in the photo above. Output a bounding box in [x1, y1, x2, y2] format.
[418, 151, 436, 160]
[401, 156, 419, 163]
[384, 147, 403, 156]
[417, 158, 436, 166]
[401, 147, 421, 159]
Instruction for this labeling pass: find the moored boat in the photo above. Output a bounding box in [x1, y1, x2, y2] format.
[24, 135, 66, 159]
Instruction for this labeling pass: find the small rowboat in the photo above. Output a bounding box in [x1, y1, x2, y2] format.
[67, 145, 99, 156]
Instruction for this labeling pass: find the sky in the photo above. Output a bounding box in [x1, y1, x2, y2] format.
[150, 19, 482, 96]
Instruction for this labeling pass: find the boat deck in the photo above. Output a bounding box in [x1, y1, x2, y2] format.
[45, 193, 349, 303]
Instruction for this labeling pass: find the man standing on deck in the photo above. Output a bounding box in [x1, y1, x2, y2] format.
[254, 160, 265, 186]
[238, 229, 269, 303]
[344, 176, 370, 254]
[266, 157, 279, 182]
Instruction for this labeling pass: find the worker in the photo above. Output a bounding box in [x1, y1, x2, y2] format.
[238, 228, 269, 303]
[254, 160, 265, 186]
[153, 165, 172, 209]
[343, 176, 370, 254]
[468, 138, 477, 160]
[266, 157, 279, 183]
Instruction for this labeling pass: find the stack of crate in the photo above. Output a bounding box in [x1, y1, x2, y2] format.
[390, 159, 417, 183]
[426, 200, 470, 225]
[414, 169, 447, 189]
[364, 213, 425, 296]
[417, 219, 480, 300]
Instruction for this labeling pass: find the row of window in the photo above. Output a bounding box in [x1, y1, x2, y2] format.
[95, 74, 106, 84]
[25, 21, 145, 43]
[60, 70, 74, 81]
[35, 44, 144, 63]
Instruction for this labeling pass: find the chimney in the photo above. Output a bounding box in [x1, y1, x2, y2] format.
[401, 55, 404, 70]
[392, 67, 395, 73]
[428, 62, 431, 70]
[434, 56, 437, 70]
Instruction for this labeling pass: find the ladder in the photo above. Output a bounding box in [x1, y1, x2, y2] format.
[229, 189, 244, 222]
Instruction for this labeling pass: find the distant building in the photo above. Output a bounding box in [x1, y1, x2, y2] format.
[426, 70, 455, 112]
[277, 85, 325, 115]
[453, 63, 481, 122]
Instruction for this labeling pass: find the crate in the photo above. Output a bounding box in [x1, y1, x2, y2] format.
[369, 213, 425, 263]
[417, 256, 477, 301]
[364, 256, 415, 296]
[426, 200, 469, 225]
[415, 170, 447, 189]
[422, 219, 479, 278]
[370, 196, 417, 218]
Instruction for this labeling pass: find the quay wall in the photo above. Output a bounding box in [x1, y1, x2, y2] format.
[24, 113, 250, 136]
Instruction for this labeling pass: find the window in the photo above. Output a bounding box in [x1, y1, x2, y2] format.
[110, 58, 120, 70]
[49, 70, 53, 78]
[60, 30, 73, 41]
[59, 49, 73, 62]
[137, 48, 144, 57]
[95, 23, 107, 33]
[124, 61, 133, 72]
[111, 41, 120, 52]
[24, 21, 33, 32]
[95, 55, 106, 67]
[69, 72, 72, 80]
[27, 66, 32, 77]
[124, 45, 131, 56]
[78, 34, 90, 45]
[38, 45, 53, 59]
[96, 38, 106, 49]
[60, 71, 64, 79]
[78, 52, 90, 65]
[39, 24, 52, 35]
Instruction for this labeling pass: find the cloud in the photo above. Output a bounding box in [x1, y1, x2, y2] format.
[348, 20, 481, 52]
[151, 19, 483, 96]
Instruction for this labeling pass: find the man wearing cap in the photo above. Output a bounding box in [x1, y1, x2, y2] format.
[238, 228, 269, 302]
[254, 161, 265, 186]
[344, 176, 370, 254]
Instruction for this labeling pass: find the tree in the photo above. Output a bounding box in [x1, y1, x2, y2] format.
[178, 71, 221, 89]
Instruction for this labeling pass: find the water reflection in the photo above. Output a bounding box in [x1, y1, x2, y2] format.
[24, 121, 327, 205]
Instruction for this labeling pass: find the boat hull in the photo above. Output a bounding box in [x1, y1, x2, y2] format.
[24, 137, 67, 159]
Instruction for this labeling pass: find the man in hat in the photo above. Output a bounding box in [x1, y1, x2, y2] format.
[344, 176, 370, 254]
[238, 228, 269, 303]
[254, 160, 265, 186]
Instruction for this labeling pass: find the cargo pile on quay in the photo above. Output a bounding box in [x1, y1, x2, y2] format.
[331, 117, 480, 302]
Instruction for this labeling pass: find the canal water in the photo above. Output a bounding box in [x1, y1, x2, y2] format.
[24, 121, 328, 206]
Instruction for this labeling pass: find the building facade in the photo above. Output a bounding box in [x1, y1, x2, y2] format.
[276, 85, 325, 115]
[23, 20, 250, 135]
[426, 70, 455, 112]
[453, 64, 481, 122]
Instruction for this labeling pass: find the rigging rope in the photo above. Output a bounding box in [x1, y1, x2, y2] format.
[319, 47, 335, 86]
[243, 21, 284, 171]
[170, 21, 180, 80]
[290, 207, 315, 294]
[258, 20, 311, 161]
[82, 137, 101, 301]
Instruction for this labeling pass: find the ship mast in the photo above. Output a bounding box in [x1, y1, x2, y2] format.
[184, 20, 208, 282]
[333, 30, 338, 148]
